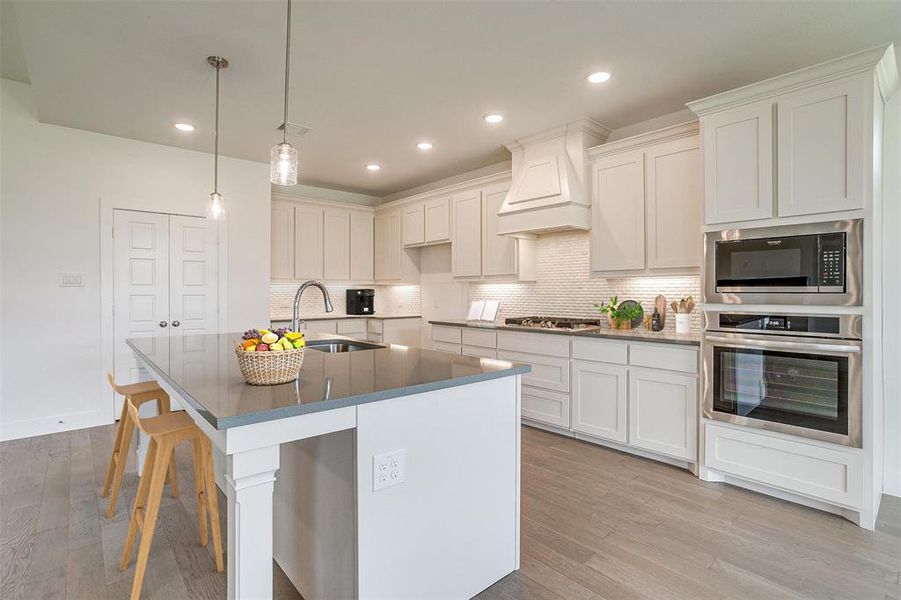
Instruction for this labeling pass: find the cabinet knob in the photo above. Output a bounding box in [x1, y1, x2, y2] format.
[159, 321, 168, 328]
[172, 320, 181, 327]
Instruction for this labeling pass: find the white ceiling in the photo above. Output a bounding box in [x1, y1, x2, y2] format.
[4, 1, 900, 196]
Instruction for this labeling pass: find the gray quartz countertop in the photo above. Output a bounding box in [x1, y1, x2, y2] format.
[271, 314, 420, 322]
[126, 332, 529, 430]
[428, 320, 701, 346]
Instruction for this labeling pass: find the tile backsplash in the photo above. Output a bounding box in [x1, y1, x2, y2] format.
[270, 283, 421, 320]
[469, 231, 701, 332]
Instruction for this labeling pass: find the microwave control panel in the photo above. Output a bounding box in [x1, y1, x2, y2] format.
[818, 233, 845, 289]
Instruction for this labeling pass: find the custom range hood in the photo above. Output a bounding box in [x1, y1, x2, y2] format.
[497, 119, 610, 237]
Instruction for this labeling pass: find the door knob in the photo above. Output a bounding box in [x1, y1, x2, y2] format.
[159, 321, 168, 328]
[172, 320, 181, 327]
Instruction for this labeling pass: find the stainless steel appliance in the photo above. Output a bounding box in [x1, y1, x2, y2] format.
[704, 219, 862, 305]
[703, 312, 862, 447]
[504, 317, 601, 331]
[346, 288, 375, 315]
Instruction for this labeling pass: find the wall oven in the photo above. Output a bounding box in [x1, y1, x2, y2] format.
[704, 219, 862, 305]
[703, 312, 862, 447]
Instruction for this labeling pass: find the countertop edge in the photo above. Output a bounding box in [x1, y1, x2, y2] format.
[428, 320, 701, 347]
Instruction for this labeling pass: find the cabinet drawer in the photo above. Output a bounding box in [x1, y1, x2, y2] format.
[497, 331, 569, 357]
[337, 319, 367, 335]
[432, 325, 462, 344]
[431, 341, 462, 355]
[497, 350, 569, 393]
[462, 345, 496, 359]
[521, 385, 570, 428]
[367, 319, 383, 334]
[571, 337, 628, 365]
[705, 423, 863, 509]
[629, 343, 697, 374]
[462, 328, 497, 349]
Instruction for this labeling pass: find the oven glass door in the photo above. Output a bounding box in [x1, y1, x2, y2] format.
[712, 346, 849, 436]
[715, 234, 819, 290]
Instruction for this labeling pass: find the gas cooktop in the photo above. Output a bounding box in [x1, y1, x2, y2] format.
[504, 317, 601, 331]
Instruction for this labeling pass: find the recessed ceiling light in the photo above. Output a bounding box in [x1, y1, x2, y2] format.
[586, 71, 612, 84]
[416, 142, 433, 151]
[174, 122, 195, 132]
[483, 114, 504, 124]
[365, 163, 381, 172]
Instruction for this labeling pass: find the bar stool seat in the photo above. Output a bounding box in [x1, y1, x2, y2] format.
[102, 373, 178, 518]
[119, 396, 223, 600]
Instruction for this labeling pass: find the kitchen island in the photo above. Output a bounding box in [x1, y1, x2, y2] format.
[126, 332, 529, 600]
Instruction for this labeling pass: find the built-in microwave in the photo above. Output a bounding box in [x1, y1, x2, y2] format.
[704, 219, 862, 306]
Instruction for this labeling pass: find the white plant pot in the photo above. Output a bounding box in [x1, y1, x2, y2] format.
[675, 314, 691, 334]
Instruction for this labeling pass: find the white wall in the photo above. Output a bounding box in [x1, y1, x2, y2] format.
[883, 89, 901, 497]
[0, 79, 271, 440]
[419, 244, 469, 347]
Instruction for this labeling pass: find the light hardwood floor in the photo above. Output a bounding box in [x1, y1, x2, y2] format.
[1, 424, 899, 599]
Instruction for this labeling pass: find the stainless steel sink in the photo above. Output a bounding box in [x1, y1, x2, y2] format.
[305, 340, 384, 353]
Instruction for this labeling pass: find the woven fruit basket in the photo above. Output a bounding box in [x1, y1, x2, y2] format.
[234, 344, 304, 385]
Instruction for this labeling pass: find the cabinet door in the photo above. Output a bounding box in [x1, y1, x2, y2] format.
[589, 150, 646, 272]
[521, 386, 570, 428]
[451, 190, 482, 277]
[424, 197, 451, 243]
[350, 212, 374, 281]
[374, 211, 401, 280]
[482, 182, 517, 276]
[628, 368, 697, 461]
[702, 100, 774, 224]
[294, 205, 324, 280]
[572, 361, 628, 443]
[323, 209, 350, 280]
[777, 77, 865, 217]
[646, 137, 702, 269]
[403, 204, 425, 246]
[270, 201, 295, 279]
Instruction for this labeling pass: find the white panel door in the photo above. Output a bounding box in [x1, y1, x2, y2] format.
[572, 361, 628, 443]
[628, 368, 697, 461]
[645, 137, 702, 269]
[481, 183, 517, 277]
[323, 209, 351, 280]
[403, 204, 425, 246]
[702, 100, 774, 224]
[424, 198, 451, 243]
[295, 205, 324, 280]
[270, 201, 295, 280]
[451, 190, 482, 277]
[374, 211, 401, 281]
[114, 210, 170, 400]
[169, 215, 219, 340]
[777, 77, 865, 217]
[350, 211, 374, 281]
[590, 150, 646, 272]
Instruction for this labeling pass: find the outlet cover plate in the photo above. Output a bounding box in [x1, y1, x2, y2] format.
[373, 449, 405, 492]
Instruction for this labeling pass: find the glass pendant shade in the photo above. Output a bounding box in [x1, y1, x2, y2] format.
[207, 191, 225, 220]
[271, 141, 298, 185]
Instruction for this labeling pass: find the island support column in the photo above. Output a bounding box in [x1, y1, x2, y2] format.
[225, 445, 280, 600]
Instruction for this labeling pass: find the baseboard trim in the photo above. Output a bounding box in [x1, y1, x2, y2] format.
[885, 469, 901, 498]
[0, 410, 110, 442]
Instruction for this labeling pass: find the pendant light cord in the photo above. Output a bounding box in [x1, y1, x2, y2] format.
[282, 0, 292, 144]
[214, 61, 220, 193]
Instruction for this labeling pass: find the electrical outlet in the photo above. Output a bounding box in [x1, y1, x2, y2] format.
[59, 272, 85, 287]
[373, 449, 405, 492]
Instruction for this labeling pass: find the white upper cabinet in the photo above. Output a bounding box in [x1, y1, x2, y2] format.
[645, 137, 702, 269]
[323, 209, 350, 280]
[451, 190, 483, 277]
[350, 212, 374, 281]
[424, 198, 451, 244]
[271, 201, 295, 280]
[589, 150, 646, 272]
[481, 183, 518, 277]
[374, 211, 401, 281]
[777, 77, 865, 217]
[701, 100, 774, 224]
[294, 205, 324, 280]
[402, 204, 425, 246]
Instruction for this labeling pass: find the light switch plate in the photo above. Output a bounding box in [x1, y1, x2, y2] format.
[373, 449, 405, 492]
[59, 272, 85, 287]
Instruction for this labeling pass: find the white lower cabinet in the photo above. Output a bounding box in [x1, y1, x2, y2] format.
[462, 345, 496, 359]
[521, 386, 570, 429]
[432, 341, 462, 354]
[496, 350, 569, 394]
[628, 368, 697, 461]
[571, 361, 628, 443]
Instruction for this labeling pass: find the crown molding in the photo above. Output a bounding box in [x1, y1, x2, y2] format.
[375, 170, 513, 212]
[687, 45, 896, 116]
[875, 44, 899, 102]
[271, 193, 376, 212]
[504, 118, 611, 152]
[586, 120, 699, 160]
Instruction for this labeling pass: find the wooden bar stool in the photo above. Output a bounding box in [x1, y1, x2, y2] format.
[119, 395, 224, 600]
[102, 373, 179, 518]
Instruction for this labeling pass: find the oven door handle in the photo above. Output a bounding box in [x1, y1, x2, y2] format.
[705, 335, 861, 354]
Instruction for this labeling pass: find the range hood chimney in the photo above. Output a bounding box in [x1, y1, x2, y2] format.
[497, 119, 610, 237]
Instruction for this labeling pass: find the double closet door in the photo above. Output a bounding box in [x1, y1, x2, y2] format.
[113, 209, 219, 413]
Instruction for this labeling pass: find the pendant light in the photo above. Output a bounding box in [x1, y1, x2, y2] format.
[207, 56, 229, 219]
[271, 0, 298, 185]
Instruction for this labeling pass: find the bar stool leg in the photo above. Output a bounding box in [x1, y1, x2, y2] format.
[202, 437, 224, 572]
[120, 437, 156, 571]
[106, 412, 135, 518]
[127, 438, 174, 600]
[102, 399, 130, 497]
[191, 437, 209, 547]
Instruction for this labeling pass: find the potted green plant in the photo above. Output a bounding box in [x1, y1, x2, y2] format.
[593, 296, 643, 330]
